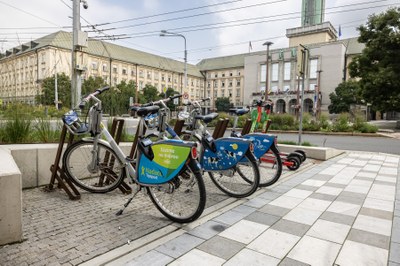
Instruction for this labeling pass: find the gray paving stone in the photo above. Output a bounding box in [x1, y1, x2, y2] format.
[258, 190, 282, 200]
[231, 204, 257, 216]
[347, 228, 390, 250]
[271, 219, 311, 237]
[155, 233, 204, 259]
[392, 216, 400, 243]
[320, 211, 356, 226]
[244, 196, 271, 208]
[325, 182, 347, 188]
[213, 209, 250, 225]
[389, 262, 400, 266]
[197, 235, 245, 260]
[390, 241, 400, 263]
[309, 192, 337, 202]
[125, 250, 174, 266]
[337, 191, 366, 205]
[188, 220, 228, 240]
[259, 204, 291, 217]
[375, 180, 397, 186]
[295, 185, 318, 192]
[279, 257, 310, 266]
[310, 174, 333, 181]
[245, 211, 281, 226]
[359, 207, 393, 220]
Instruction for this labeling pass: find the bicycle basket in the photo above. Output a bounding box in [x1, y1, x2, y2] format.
[62, 110, 89, 135]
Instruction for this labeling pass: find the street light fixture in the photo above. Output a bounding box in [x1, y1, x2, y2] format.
[160, 30, 187, 96]
[263, 41, 273, 101]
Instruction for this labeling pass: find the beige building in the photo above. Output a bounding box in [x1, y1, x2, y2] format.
[0, 31, 207, 105]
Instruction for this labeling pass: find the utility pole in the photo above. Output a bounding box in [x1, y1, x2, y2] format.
[297, 44, 309, 145]
[71, 0, 88, 108]
[263, 41, 273, 101]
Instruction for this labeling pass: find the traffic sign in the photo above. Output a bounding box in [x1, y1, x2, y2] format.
[183, 92, 189, 99]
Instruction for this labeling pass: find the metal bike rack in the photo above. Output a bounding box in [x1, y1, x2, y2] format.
[45, 124, 81, 200]
[45, 118, 132, 199]
[241, 119, 252, 135]
[173, 119, 185, 136]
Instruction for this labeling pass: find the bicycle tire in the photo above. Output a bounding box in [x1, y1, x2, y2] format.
[258, 146, 283, 187]
[209, 150, 260, 198]
[62, 139, 125, 193]
[147, 159, 206, 223]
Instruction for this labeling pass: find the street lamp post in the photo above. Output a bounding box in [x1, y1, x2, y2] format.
[263, 41, 273, 101]
[160, 30, 187, 96]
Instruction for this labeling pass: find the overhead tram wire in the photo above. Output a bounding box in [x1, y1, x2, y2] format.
[83, 0, 287, 30]
[91, 0, 397, 41]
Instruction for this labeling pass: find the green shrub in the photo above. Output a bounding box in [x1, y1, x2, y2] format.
[318, 114, 332, 131]
[332, 113, 352, 132]
[32, 118, 61, 143]
[269, 113, 296, 130]
[302, 113, 320, 131]
[3, 117, 32, 143]
[208, 112, 233, 127]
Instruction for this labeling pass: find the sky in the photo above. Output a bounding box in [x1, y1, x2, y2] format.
[0, 0, 399, 64]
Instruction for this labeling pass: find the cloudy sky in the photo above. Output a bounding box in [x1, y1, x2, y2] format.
[0, 0, 398, 64]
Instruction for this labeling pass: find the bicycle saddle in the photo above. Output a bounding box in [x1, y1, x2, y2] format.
[229, 108, 249, 116]
[194, 112, 219, 124]
[131, 105, 160, 117]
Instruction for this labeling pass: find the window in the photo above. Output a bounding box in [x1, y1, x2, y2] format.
[91, 62, 98, 70]
[222, 73, 225, 77]
[122, 68, 127, 75]
[221, 89, 225, 96]
[236, 88, 240, 97]
[213, 81, 218, 88]
[147, 71, 152, 79]
[236, 79, 241, 86]
[113, 66, 118, 73]
[154, 72, 159, 80]
[228, 80, 233, 87]
[221, 81, 225, 87]
[214, 73, 218, 78]
[284, 85, 290, 93]
[260, 64, 266, 82]
[102, 64, 108, 72]
[131, 70, 135, 76]
[139, 81, 144, 89]
[284, 62, 291, 80]
[207, 82, 211, 88]
[229, 72, 233, 77]
[272, 63, 279, 81]
[237, 70, 241, 76]
[139, 70, 144, 78]
[309, 59, 318, 79]
[309, 84, 316, 91]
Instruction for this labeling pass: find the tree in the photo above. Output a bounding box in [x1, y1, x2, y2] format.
[141, 84, 161, 104]
[82, 76, 107, 96]
[349, 7, 400, 113]
[159, 87, 180, 109]
[328, 81, 362, 114]
[36, 73, 71, 107]
[215, 97, 233, 112]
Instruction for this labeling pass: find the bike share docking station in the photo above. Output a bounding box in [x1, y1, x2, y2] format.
[45, 118, 132, 200]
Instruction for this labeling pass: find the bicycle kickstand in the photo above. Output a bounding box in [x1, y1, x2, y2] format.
[116, 186, 141, 216]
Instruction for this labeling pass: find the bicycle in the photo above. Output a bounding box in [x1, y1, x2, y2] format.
[61, 87, 206, 223]
[177, 98, 261, 198]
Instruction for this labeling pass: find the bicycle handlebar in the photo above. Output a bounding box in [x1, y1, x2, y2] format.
[78, 86, 110, 109]
[183, 97, 211, 106]
[141, 94, 182, 107]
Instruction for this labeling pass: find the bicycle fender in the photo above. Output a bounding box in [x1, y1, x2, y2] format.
[242, 133, 275, 159]
[137, 141, 191, 184]
[201, 137, 250, 171]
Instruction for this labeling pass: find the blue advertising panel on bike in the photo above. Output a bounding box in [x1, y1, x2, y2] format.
[242, 133, 275, 159]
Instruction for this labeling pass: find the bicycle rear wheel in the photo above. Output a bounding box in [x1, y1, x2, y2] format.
[209, 151, 260, 198]
[147, 160, 206, 223]
[258, 146, 283, 187]
[63, 139, 125, 193]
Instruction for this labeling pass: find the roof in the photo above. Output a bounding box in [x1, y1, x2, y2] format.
[196, 53, 247, 71]
[342, 37, 365, 55]
[0, 31, 203, 77]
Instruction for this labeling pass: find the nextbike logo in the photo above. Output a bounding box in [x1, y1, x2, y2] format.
[141, 166, 162, 179]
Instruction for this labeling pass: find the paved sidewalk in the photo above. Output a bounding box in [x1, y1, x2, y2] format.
[1, 152, 399, 265]
[86, 152, 400, 266]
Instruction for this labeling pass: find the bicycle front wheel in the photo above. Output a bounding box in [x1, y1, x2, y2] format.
[63, 139, 125, 193]
[258, 146, 283, 187]
[147, 160, 206, 223]
[209, 151, 260, 198]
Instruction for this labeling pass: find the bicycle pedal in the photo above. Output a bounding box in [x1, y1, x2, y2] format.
[181, 172, 191, 179]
